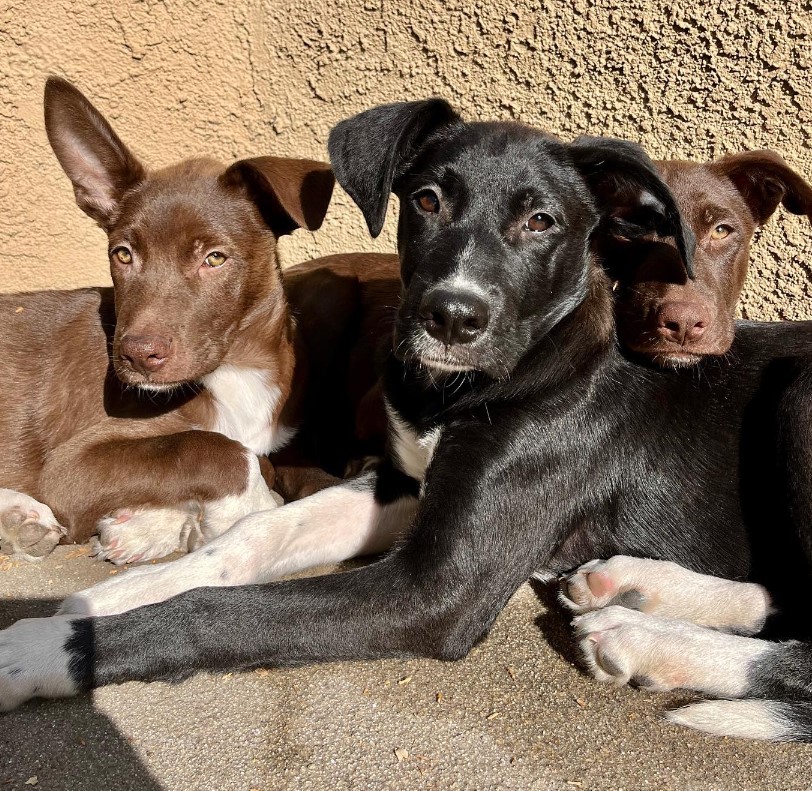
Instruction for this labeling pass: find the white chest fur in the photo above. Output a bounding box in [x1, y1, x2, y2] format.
[386, 401, 442, 482]
[202, 365, 293, 455]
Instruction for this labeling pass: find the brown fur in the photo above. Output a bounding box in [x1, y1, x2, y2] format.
[615, 153, 812, 366]
[0, 77, 336, 545]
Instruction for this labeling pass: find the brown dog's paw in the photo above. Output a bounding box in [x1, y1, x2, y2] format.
[0, 492, 64, 562]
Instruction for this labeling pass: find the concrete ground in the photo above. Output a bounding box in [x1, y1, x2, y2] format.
[1, 548, 811, 791]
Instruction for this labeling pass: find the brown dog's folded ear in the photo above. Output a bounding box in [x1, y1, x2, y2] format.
[710, 150, 812, 226]
[44, 76, 146, 228]
[222, 157, 335, 236]
[327, 99, 460, 238]
[570, 136, 696, 279]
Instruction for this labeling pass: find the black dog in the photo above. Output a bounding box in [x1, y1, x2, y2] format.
[0, 101, 809, 741]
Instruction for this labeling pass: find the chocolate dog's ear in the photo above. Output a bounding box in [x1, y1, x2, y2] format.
[44, 77, 146, 228]
[327, 99, 460, 237]
[221, 157, 335, 236]
[710, 150, 812, 226]
[570, 137, 695, 278]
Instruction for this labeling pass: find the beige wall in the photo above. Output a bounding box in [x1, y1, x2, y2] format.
[1, 0, 810, 319]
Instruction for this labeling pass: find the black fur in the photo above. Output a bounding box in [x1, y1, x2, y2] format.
[58, 103, 812, 720]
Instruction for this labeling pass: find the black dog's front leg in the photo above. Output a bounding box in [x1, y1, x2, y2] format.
[0, 433, 550, 706]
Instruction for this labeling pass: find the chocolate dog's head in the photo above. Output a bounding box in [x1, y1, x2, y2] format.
[616, 153, 812, 367]
[329, 100, 691, 380]
[44, 77, 334, 390]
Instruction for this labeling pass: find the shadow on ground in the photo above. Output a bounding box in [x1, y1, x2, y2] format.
[1, 598, 163, 791]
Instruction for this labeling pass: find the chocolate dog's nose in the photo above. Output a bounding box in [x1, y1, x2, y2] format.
[656, 302, 709, 346]
[419, 288, 490, 345]
[120, 334, 172, 374]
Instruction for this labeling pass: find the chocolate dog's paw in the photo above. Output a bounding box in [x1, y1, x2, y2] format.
[93, 505, 201, 565]
[561, 556, 771, 634]
[0, 491, 64, 562]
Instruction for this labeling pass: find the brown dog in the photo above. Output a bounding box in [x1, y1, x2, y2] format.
[615, 152, 812, 366]
[0, 77, 340, 564]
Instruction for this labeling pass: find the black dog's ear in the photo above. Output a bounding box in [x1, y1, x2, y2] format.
[44, 76, 146, 228]
[327, 99, 460, 237]
[221, 157, 335, 236]
[570, 137, 695, 279]
[710, 150, 812, 226]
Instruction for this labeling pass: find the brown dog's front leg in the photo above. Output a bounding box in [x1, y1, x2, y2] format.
[40, 430, 254, 544]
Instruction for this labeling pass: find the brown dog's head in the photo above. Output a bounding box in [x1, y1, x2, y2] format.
[44, 77, 334, 390]
[615, 152, 812, 366]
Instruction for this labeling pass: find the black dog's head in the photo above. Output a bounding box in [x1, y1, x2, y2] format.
[329, 100, 693, 380]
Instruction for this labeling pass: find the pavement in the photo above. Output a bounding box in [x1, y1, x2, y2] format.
[1, 547, 811, 791]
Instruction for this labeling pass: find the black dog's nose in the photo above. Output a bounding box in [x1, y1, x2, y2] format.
[419, 288, 490, 345]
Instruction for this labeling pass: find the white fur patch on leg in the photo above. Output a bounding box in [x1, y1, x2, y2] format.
[0, 488, 64, 562]
[194, 452, 280, 546]
[60, 476, 412, 617]
[573, 606, 771, 697]
[561, 556, 772, 634]
[92, 503, 201, 565]
[666, 700, 792, 741]
[0, 616, 79, 710]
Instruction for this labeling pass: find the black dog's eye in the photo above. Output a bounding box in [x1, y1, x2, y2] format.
[524, 213, 554, 233]
[415, 190, 440, 214]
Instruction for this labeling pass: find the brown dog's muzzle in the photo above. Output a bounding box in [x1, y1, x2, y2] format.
[119, 334, 173, 376]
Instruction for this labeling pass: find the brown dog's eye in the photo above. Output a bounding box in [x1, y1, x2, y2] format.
[415, 190, 440, 213]
[111, 247, 132, 265]
[710, 224, 732, 240]
[525, 213, 554, 233]
[204, 252, 228, 268]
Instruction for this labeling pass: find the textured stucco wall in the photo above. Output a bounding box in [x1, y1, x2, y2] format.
[1, 1, 810, 319]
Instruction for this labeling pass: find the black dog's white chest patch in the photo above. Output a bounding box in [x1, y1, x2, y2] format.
[385, 401, 442, 483]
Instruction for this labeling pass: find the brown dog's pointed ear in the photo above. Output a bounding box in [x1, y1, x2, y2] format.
[221, 157, 335, 236]
[710, 150, 812, 226]
[327, 99, 460, 238]
[44, 76, 145, 228]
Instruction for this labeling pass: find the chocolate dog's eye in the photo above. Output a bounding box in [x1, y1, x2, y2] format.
[525, 213, 554, 233]
[204, 252, 228, 268]
[710, 224, 732, 240]
[111, 247, 132, 265]
[415, 190, 440, 214]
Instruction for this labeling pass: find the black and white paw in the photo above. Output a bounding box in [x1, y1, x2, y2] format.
[573, 606, 769, 698]
[0, 617, 79, 711]
[561, 555, 771, 634]
[0, 490, 64, 562]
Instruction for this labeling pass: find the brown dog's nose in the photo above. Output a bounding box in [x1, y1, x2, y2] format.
[120, 334, 172, 375]
[656, 302, 710, 346]
[419, 288, 490, 346]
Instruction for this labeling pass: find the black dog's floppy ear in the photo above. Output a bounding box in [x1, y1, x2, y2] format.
[710, 150, 812, 226]
[327, 99, 460, 238]
[44, 76, 146, 228]
[221, 157, 335, 236]
[570, 136, 695, 279]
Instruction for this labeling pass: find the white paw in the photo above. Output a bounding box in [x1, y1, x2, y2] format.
[573, 607, 767, 698]
[92, 505, 201, 565]
[561, 556, 771, 634]
[0, 489, 64, 562]
[0, 616, 78, 710]
[561, 557, 659, 614]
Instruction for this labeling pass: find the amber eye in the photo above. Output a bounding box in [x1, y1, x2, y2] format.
[204, 251, 228, 268]
[415, 190, 440, 213]
[710, 224, 732, 240]
[525, 213, 554, 233]
[111, 247, 132, 265]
